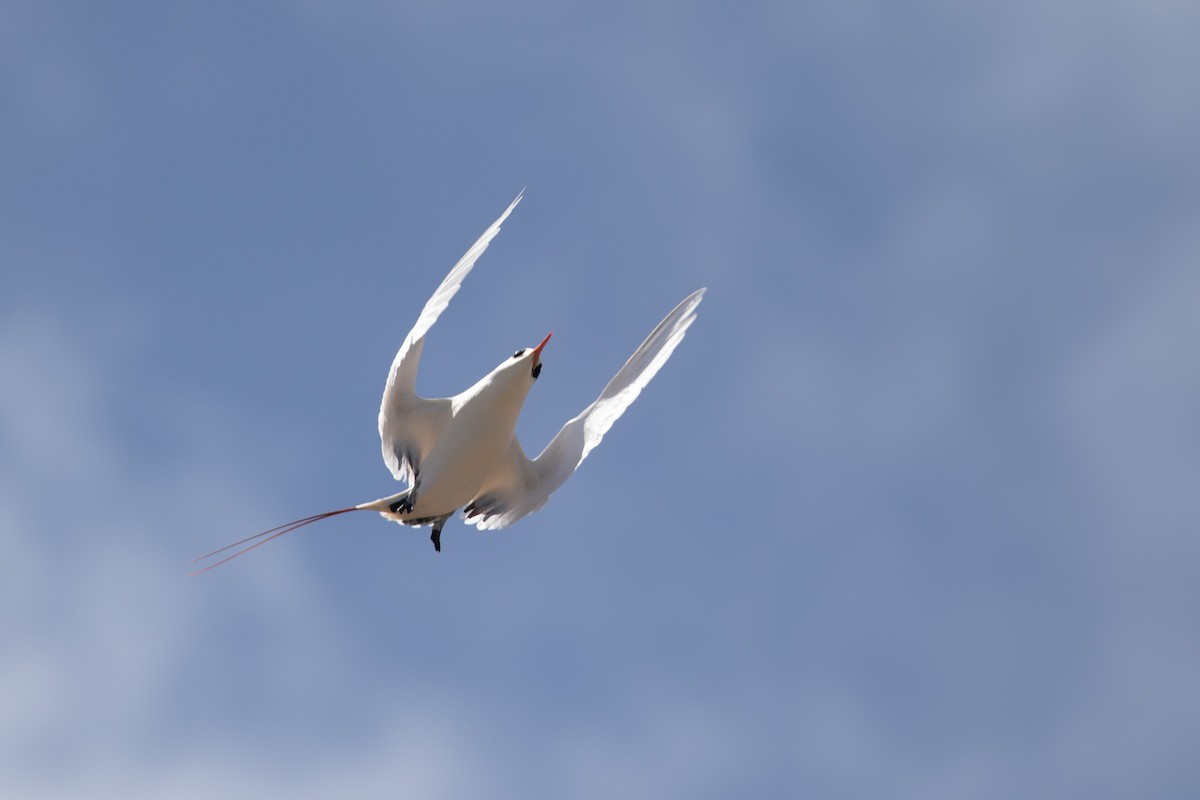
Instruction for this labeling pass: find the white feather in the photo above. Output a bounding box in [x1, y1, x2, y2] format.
[377, 191, 523, 483]
[463, 288, 706, 530]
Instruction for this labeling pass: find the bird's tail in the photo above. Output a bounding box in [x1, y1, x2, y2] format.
[355, 488, 413, 516]
[187, 506, 361, 575]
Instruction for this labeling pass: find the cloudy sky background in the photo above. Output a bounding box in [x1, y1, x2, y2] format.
[3, 1, 1199, 797]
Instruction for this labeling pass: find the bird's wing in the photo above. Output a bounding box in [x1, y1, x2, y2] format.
[378, 191, 524, 482]
[462, 288, 706, 530]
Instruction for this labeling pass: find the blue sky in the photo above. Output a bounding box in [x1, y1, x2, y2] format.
[3, 1, 1199, 797]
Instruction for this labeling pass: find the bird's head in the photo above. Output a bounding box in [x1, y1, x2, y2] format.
[484, 331, 553, 400]
[509, 331, 552, 381]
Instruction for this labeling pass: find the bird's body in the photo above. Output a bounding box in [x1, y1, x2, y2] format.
[190, 192, 704, 572]
[362, 340, 545, 542]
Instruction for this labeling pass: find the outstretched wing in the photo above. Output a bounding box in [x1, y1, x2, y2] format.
[378, 191, 524, 483]
[463, 288, 706, 529]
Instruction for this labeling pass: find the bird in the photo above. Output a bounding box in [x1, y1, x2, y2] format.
[189, 191, 705, 573]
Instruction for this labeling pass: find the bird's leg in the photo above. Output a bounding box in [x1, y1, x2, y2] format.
[389, 484, 417, 515]
[430, 514, 451, 553]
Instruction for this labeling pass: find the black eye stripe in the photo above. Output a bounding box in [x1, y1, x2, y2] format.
[512, 349, 526, 359]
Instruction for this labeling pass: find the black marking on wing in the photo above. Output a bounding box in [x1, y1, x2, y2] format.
[391, 444, 420, 483]
[464, 494, 511, 523]
[399, 514, 442, 528]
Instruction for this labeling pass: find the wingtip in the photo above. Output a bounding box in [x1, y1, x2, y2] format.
[495, 189, 525, 225]
[680, 287, 707, 316]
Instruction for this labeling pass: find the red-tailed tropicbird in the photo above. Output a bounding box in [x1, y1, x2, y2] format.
[190, 192, 704, 572]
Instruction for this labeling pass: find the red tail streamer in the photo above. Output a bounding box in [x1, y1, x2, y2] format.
[187, 507, 360, 576]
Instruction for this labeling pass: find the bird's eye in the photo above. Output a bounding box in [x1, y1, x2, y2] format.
[512, 349, 526, 359]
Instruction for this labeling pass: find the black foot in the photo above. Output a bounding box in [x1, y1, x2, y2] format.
[389, 491, 416, 514]
[430, 527, 442, 552]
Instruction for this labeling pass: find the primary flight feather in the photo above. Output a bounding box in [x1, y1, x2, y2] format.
[190, 192, 705, 573]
